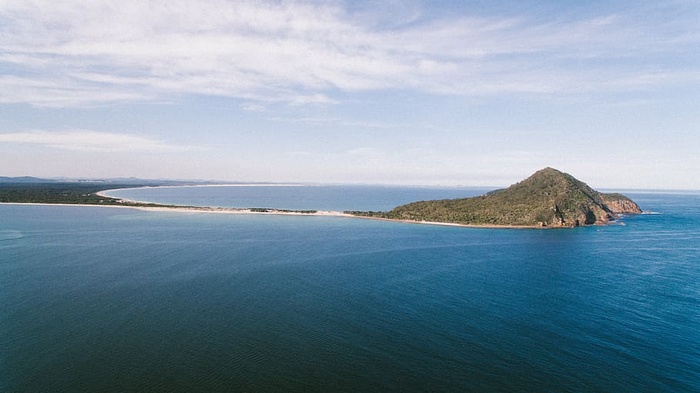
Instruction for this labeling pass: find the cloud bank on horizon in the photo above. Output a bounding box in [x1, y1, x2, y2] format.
[1, 0, 698, 189]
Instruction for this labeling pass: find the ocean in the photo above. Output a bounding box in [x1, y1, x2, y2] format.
[1, 186, 699, 392]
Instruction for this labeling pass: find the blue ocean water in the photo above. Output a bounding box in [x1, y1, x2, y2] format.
[1, 188, 699, 392]
[102, 184, 492, 211]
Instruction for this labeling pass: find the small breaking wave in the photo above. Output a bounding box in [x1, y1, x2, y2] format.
[0, 230, 23, 241]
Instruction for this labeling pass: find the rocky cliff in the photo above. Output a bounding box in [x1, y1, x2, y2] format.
[600, 193, 643, 215]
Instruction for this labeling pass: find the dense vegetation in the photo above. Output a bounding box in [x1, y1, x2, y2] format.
[0, 182, 320, 214]
[249, 208, 318, 214]
[349, 168, 641, 228]
[0, 183, 161, 206]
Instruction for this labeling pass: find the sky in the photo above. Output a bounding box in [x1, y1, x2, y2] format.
[0, 0, 698, 189]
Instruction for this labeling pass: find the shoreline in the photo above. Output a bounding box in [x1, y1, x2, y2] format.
[0, 185, 574, 230]
[95, 183, 307, 197]
[0, 201, 541, 229]
[92, 189, 544, 229]
[114, 183, 309, 190]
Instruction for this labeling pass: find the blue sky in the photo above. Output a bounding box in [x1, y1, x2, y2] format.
[0, 0, 698, 189]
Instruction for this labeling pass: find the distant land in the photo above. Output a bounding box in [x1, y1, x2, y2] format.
[0, 179, 324, 215]
[348, 167, 642, 228]
[0, 176, 55, 183]
[0, 180, 175, 206]
[0, 177, 251, 205]
[0, 176, 220, 185]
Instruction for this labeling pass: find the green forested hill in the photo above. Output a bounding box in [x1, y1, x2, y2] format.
[353, 168, 641, 228]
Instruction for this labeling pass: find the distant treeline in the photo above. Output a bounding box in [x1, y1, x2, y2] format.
[0, 183, 146, 205]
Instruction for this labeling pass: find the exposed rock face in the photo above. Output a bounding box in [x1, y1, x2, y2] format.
[381, 167, 642, 228]
[600, 193, 643, 215]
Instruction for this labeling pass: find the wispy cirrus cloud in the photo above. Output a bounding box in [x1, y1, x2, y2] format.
[0, 0, 697, 107]
[0, 130, 198, 153]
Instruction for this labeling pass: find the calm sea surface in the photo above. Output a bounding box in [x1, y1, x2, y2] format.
[1, 186, 699, 392]
[102, 184, 492, 211]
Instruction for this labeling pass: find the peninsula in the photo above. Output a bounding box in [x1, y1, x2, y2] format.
[348, 167, 641, 228]
[1, 169, 642, 228]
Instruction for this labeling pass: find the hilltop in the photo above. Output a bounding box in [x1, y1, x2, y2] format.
[351, 168, 641, 228]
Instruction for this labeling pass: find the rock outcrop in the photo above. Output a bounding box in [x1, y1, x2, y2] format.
[600, 193, 643, 215]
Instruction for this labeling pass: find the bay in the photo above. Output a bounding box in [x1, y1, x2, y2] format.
[102, 184, 492, 211]
[1, 188, 699, 392]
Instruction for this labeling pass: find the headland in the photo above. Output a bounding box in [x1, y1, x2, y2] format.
[1, 169, 642, 229]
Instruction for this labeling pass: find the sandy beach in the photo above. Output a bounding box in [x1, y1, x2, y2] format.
[2, 200, 540, 229]
[2, 200, 356, 219]
[0, 186, 542, 229]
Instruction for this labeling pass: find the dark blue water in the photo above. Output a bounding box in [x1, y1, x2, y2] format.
[1, 190, 699, 392]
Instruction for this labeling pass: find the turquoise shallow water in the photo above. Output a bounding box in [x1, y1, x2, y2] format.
[1, 189, 699, 392]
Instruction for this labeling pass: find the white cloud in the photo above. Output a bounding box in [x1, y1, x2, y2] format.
[241, 103, 267, 112]
[289, 93, 339, 106]
[0, 130, 197, 153]
[0, 0, 697, 107]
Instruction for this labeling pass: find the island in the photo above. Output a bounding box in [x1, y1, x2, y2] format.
[347, 167, 642, 228]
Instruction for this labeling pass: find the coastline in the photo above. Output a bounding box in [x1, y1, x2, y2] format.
[1, 200, 540, 229]
[1, 183, 596, 229]
[96, 183, 307, 196]
[93, 189, 544, 229]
